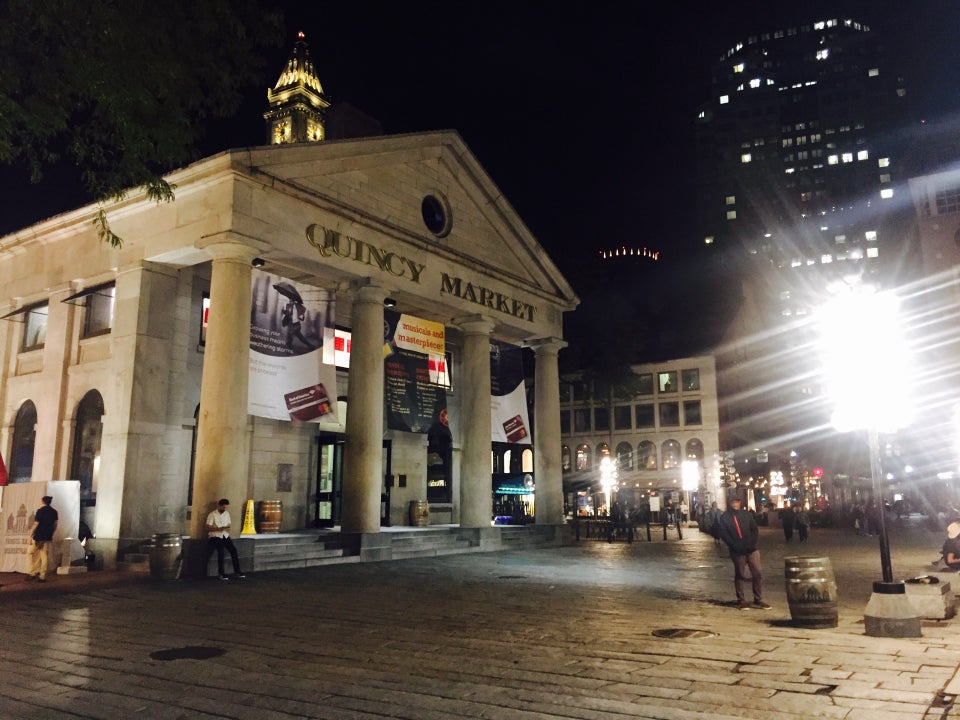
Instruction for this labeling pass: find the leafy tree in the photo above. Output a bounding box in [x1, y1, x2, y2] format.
[0, 0, 283, 244]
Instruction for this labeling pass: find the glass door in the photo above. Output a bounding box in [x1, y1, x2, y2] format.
[381, 441, 392, 527]
[314, 433, 344, 527]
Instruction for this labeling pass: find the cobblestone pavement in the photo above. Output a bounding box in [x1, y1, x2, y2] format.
[2, 517, 960, 719]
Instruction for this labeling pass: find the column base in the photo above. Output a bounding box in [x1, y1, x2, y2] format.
[864, 581, 922, 637]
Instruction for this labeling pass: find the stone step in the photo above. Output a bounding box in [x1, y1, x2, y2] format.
[254, 541, 342, 556]
[253, 551, 356, 572]
[391, 545, 478, 560]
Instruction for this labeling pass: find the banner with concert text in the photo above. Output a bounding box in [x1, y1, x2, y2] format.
[248, 270, 338, 423]
[383, 310, 449, 435]
[490, 340, 531, 445]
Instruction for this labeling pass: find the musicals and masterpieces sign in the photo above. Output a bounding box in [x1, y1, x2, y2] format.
[383, 310, 449, 435]
[490, 340, 531, 445]
[248, 270, 339, 423]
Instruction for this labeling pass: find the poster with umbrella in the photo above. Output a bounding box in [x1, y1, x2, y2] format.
[248, 270, 338, 422]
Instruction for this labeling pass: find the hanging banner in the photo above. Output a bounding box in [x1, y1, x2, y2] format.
[383, 310, 449, 434]
[0, 449, 7, 486]
[248, 270, 338, 422]
[490, 340, 531, 445]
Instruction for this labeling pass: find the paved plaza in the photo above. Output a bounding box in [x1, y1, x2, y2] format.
[2, 518, 960, 719]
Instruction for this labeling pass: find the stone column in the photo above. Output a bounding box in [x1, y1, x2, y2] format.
[529, 337, 567, 525]
[189, 238, 261, 539]
[455, 315, 495, 528]
[340, 282, 388, 534]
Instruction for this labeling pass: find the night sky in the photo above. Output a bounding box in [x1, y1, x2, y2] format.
[2, 0, 959, 288]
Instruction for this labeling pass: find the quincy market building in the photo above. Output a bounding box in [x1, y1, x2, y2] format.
[0, 129, 578, 568]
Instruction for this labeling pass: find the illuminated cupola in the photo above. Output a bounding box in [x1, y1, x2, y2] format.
[264, 31, 330, 145]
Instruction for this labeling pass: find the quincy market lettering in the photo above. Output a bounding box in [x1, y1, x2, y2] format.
[439, 274, 536, 322]
[305, 224, 537, 323]
[306, 224, 426, 283]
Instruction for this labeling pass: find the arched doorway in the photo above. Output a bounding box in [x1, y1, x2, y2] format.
[71, 390, 104, 503]
[10, 400, 37, 483]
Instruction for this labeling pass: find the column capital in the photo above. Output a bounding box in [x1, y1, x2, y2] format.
[350, 279, 393, 305]
[525, 336, 567, 355]
[196, 231, 270, 262]
[453, 314, 496, 336]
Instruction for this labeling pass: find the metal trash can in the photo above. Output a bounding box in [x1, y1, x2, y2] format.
[785, 556, 838, 628]
[149, 533, 182, 580]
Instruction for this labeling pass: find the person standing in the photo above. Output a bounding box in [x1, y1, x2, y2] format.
[205, 499, 245, 580]
[704, 501, 722, 546]
[715, 494, 770, 610]
[28, 495, 58, 582]
[781, 505, 796, 542]
[796, 507, 810, 542]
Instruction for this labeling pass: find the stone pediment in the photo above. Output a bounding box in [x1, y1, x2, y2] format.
[234, 131, 578, 314]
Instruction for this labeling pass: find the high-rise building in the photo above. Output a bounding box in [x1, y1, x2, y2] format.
[693, 16, 914, 463]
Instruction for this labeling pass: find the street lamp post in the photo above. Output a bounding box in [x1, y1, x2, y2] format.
[818, 284, 919, 637]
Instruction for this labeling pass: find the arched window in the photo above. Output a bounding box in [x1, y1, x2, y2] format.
[70, 390, 104, 499]
[576, 444, 591, 471]
[616, 442, 633, 470]
[686, 438, 704, 461]
[503, 449, 512, 473]
[521, 448, 533, 473]
[561, 445, 571, 472]
[662, 440, 682, 469]
[637, 440, 657, 470]
[10, 400, 38, 483]
[596, 443, 610, 461]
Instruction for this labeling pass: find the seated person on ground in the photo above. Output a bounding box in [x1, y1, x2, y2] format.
[941, 521, 960, 570]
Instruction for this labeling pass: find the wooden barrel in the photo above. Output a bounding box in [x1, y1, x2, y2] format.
[785, 556, 838, 628]
[409, 500, 430, 527]
[257, 500, 282, 533]
[149, 533, 182, 580]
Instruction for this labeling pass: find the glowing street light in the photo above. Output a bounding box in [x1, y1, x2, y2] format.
[599, 456, 618, 517]
[817, 283, 919, 636]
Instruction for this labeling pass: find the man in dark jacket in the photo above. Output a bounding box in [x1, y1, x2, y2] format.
[29, 495, 58, 582]
[715, 494, 770, 610]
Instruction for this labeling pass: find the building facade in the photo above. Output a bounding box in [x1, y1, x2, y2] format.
[560, 355, 722, 519]
[694, 15, 915, 461]
[0, 39, 577, 566]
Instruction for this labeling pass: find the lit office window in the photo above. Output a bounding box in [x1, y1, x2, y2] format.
[733, 62, 744, 73]
[834, 235, 846, 244]
[867, 247, 879, 258]
[865, 230, 877, 241]
[878, 157, 890, 167]
[741, 153, 751, 163]
[720, 95, 729, 105]
[828, 155, 839, 165]
[842, 153, 853, 163]
[821, 254, 833, 264]
[816, 49, 830, 60]
[704, 236, 714, 245]
[725, 195, 736, 205]
[880, 188, 894, 199]
[857, 150, 869, 161]
[726, 210, 737, 220]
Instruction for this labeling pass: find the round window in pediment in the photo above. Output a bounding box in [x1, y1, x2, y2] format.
[421, 194, 452, 238]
